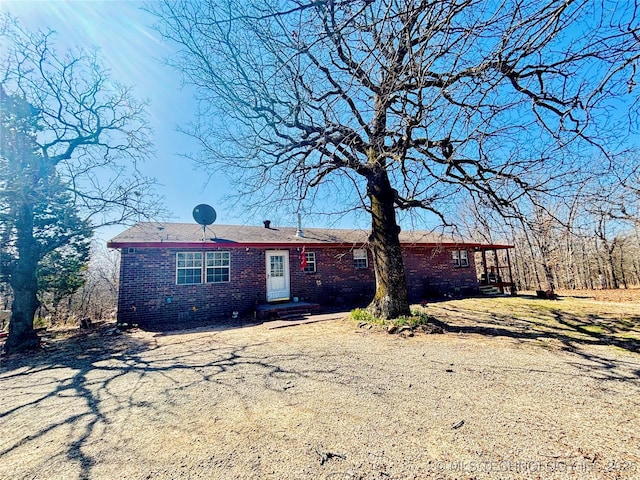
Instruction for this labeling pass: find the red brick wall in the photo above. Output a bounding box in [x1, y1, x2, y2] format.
[403, 246, 479, 300]
[116, 245, 478, 325]
[117, 246, 266, 326]
[290, 247, 375, 307]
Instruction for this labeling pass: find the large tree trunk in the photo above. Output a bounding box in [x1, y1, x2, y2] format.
[5, 204, 41, 354]
[366, 168, 411, 319]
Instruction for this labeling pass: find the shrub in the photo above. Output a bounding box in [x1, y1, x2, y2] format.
[350, 308, 378, 323]
[352, 308, 439, 329]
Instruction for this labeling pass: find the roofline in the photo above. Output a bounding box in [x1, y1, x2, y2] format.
[107, 240, 514, 250]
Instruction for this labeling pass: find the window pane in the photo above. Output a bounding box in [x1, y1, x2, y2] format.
[206, 252, 230, 283]
[304, 252, 316, 273]
[353, 249, 368, 268]
[207, 268, 230, 283]
[270, 256, 284, 277]
[207, 251, 230, 266]
[177, 252, 203, 284]
[177, 268, 202, 285]
[452, 250, 469, 267]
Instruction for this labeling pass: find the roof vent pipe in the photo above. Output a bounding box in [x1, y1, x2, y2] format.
[295, 212, 304, 238]
[263, 220, 271, 229]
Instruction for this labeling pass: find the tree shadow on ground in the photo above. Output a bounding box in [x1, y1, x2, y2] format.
[0, 323, 340, 480]
[2, 302, 640, 478]
[425, 301, 640, 382]
[135, 318, 261, 334]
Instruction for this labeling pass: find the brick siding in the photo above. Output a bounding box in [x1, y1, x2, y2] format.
[403, 246, 479, 300]
[116, 245, 478, 326]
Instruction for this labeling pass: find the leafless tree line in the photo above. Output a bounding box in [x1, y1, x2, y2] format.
[59, 246, 120, 324]
[511, 223, 640, 292]
[464, 160, 640, 291]
[0, 245, 119, 327]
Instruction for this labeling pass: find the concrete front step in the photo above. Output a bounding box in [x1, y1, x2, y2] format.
[478, 285, 502, 295]
[255, 301, 321, 320]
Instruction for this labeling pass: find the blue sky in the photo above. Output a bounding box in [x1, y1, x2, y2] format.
[0, 0, 253, 239]
[4, 1, 635, 244]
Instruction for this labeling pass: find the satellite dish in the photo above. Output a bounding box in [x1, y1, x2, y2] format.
[192, 204, 217, 226]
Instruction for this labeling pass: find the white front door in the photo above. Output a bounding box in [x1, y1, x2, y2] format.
[266, 250, 290, 302]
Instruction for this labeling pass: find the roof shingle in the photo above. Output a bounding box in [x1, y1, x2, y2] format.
[108, 222, 506, 249]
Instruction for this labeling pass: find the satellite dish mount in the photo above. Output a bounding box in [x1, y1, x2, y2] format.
[192, 204, 217, 240]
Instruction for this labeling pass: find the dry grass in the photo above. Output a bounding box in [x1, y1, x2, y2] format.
[422, 291, 640, 352]
[555, 287, 640, 303]
[1, 293, 639, 479]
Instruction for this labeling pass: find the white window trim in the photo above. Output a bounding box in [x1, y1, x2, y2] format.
[452, 250, 469, 267]
[353, 248, 368, 269]
[206, 251, 231, 283]
[176, 252, 203, 285]
[176, 251, 231, 285]
[304, 251, 316, 273]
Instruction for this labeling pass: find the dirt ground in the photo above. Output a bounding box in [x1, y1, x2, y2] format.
[1, 292, 639, 480]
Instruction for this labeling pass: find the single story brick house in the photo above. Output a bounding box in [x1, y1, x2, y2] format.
[108, 222, 513, 327]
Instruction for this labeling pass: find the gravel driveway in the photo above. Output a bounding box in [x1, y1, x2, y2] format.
[1, 298, 639, 479]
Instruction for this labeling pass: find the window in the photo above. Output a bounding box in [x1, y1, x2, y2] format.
[353, 248, 368, 269]
[177, 252, 203, 284]
[176, 251, 230, 284]
[303, 251, 316, 273]
[452, 250, 469, 267]
[206, 251, 230, 283]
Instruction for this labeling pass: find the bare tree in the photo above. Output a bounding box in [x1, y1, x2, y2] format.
[69, 245, 120, 323]
[487, 181, 640, 292]
[611, 155, 640, 227]
[150, 0, 639, 318]
[0, 15, 162, 354]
